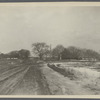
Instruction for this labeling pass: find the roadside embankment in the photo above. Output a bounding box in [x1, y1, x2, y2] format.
[40, 63, 95, 95]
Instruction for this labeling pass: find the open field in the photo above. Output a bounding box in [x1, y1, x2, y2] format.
[46, 62, 100, 94]
[0, 59, 100, 95]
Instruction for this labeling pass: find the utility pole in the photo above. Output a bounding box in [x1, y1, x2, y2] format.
[50, 44, 52, 61]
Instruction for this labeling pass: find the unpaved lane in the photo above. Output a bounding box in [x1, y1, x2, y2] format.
[11, 64, 51, 95]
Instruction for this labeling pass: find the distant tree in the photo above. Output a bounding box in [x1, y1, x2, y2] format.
[67, 46, 82, 59]
[61, 46, 82, 60]
[52, 45, 64, 60]
[82, 49, 100, 60]
[32, 42, 50, 60]
[61, 48, 71, 59]
[8, 51, 19, 58]
[0, 53, 5, 59]
[44, 49, 51, 60]
[61, 46, 100, 61]
[18, 49, 30, 59]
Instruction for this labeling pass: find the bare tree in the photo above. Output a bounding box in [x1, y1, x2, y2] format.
[32, 42, 50, 60]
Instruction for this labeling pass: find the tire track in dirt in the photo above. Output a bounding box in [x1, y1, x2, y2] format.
[0, 66, 27, 82]
[0, 66, 30, 95]
[11, 64, 52, 95]
[11, 65, 39, 95]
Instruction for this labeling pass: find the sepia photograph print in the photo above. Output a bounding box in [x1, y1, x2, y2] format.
[0, 2, 100, 97]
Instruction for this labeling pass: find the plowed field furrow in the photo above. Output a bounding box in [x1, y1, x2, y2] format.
[0, 66, 27, 82]
[0, 66, 30, 95]
[0, 65, 21, 74]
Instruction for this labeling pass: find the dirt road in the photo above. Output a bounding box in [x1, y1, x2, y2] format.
[7, 64, 51, 95]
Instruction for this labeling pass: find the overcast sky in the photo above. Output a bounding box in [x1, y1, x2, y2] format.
[0, 3, 100, 53]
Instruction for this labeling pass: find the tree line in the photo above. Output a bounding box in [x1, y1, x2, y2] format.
[32, 42, 100, 61]
[0, 42, 100, 61]
[0, 49, 30, 60]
